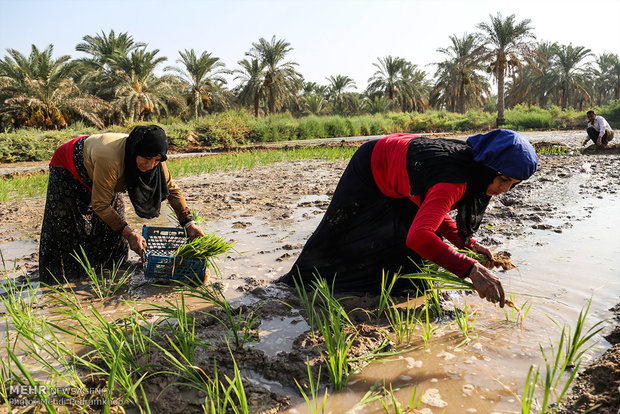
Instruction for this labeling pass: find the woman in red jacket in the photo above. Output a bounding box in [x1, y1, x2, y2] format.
[280, 129, 538, 307]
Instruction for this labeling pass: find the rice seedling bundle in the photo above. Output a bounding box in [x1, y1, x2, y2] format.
[174, 233, 235, 277]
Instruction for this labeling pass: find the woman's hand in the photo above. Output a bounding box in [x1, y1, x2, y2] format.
[468, 262, 505, 307]
[471, 241, 494, 264]
[185, 223, 205, 240]
[122, 226, 147, 256]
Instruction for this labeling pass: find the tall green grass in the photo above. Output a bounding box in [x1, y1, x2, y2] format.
[4, 102, 618, 162]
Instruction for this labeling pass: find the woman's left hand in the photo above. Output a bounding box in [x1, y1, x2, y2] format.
[471, 241, 494, 264]
[186, 223, 205, 240]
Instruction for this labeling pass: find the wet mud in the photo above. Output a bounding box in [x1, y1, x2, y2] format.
[1, 133, 619, 413]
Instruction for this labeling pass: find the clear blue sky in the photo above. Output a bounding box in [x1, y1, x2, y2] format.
[1, 0, 619, 89]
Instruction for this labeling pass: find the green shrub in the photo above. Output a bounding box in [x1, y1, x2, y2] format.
[192, 111, 251, 147]
[324, 116, 351, 137]
[505, 105, 554, 129]
[598, 100, 620, 124]
[386, 112, 412, 132]
[297, 116, 326, 139]
[345, 118, 362, 137]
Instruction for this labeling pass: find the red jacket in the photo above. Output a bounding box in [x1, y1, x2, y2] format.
[370, 134, 477, 277]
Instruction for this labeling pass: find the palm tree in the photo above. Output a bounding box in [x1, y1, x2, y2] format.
[431, 58, 459, 112]
[303, 94, 328, 115]
[367, 56, 429, 113]
[108, 48, 178, 122]
[74, 30, 146, 99]
[509, 41, 558, 108]
[76, 30, 145, 63]
[302, 81, 328, 97]
[234, 58, 266, 117]
[362, 96, 390, 114]
[550, 44, 592, 109]
[165, 49, 231, 119]
[326, 75, 357, 114]
[592, 53, 620, 105]
[398, 64, 430, 112]
[366, 56, 408, 105]
[246, 36, 302, 115]
[433, 34, 488, 113]
[477, 12, 536, 126]
[0, 44, 107, 129]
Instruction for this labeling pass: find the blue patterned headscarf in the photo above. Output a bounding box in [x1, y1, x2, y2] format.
[467, 129, 538, 180]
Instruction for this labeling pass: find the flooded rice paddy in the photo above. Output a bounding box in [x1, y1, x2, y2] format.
[0, 131, 619, 413]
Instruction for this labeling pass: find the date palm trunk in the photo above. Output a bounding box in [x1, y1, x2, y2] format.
[458, 81, 466, 114]
[496, 68, 505, 127]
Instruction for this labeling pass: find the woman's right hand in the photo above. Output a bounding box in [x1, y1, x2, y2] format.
[468, 262, 505, 307]
[122, 226, 147, 256]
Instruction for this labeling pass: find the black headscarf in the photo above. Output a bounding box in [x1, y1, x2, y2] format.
[124, 125, 170, 219]
[406, 137, 498, 244]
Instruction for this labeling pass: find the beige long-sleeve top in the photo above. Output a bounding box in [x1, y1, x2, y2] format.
[82, 133, 191, 231]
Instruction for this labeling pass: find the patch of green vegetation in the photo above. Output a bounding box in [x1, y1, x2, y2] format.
[535, 145, 571, 155]
[3, 102, 618, 162]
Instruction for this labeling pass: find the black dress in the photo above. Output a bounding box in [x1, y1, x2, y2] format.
[38, 137, 128, 284]
[279, 140, 424, 293]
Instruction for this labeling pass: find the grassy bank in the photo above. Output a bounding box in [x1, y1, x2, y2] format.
[1, 102, 618, 163]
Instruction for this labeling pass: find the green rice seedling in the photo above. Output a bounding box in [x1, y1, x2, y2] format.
[383, 295, 419, 346]
[48, 304, 151, 410]
[202, 359, 231, 414]
[0, 353, 15, 411]
[144, 335, 211, 395]
[168, 206, 207, 227]
[379, 383, 422, 413]
[224, 345, 249, 414]
[402, 261, 523, 312]
[5, 347, 58, 413]
[72, 247, 132, 299]
[503, 293, 532, 324]
[0, 271, 47, 349]
[291, 274, 318, 336]
[10, 320, 85, 391]
[142, 294, 210, 365]
[378, 270, 401, 316]
[520, 365, 539, 414]
[535, 145, 570, 155]
[0, 171, 49, 202]
[517, 299, 600, 414]
[401, 262, 475, 291]
[345, 380, 385, 413]
[420, 296, 438, 347]
[453, 301, 477, 345]
[552, 297, 605, 369]
[537, 344, 582, 412]
[43, 279, 83, 313]
[174, 233, 235, 277]
[427, 287, 444, 319]
[181, 282, 259, 348]
[294, 358, 328, 414]
[310, 276, 354, 329]
[315, 306, 357, 391]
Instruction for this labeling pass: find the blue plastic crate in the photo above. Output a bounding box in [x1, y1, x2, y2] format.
[142, 226, 207, 283]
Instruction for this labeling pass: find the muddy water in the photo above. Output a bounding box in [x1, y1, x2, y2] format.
[279, 192, 620, 412]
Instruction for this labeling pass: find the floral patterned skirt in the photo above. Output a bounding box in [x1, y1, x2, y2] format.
[38, 137, 128, 284]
